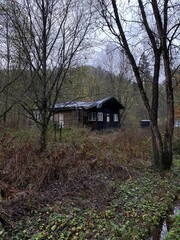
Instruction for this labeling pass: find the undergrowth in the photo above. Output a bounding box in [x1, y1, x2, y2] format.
[0, 126, 179, 239]
[0, 127, 151, 194]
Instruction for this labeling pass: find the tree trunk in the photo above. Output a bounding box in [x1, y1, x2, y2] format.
[163, 129, 173, 169]
[150, 125, 163, 169]
[151, 122, 174, 170]
[39, 103, 48, 151]
[151, 0, 174, 170]
[40, 123, 47, 152]
[162, 57, 174, 169]
[3, 16, 10, 126]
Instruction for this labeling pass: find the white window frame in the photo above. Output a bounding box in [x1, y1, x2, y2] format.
[113, 114, 119, 122]
[97, 112, 103, 122]
[88, 112, 96, 121]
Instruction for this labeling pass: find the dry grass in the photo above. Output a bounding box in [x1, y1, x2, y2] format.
[0, 126, 161, 229]
[0, 127, 151, 201]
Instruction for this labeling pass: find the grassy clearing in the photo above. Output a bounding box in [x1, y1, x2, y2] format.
[0, 127, 179, 239]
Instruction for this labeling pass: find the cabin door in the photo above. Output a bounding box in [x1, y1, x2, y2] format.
[106, 113, 111, 128]
[106, 114, 110, 123]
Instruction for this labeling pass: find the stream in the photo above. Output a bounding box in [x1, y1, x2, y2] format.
[147, 201, 180, 240]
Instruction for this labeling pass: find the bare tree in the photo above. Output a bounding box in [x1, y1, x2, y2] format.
[97, 0, 180, 169]
[1, 0, 94, 150]
[0, 2, 21, 124]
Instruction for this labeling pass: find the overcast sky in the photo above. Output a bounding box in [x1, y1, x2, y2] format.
[84, 0, 179, 82]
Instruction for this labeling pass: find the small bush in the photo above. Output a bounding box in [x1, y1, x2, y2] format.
[173, 129, 180, 155]
[173, 139, 180, 155]
[165, 214, 180, 240]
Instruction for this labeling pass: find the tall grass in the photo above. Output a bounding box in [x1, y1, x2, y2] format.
[0, 127, 152, 200]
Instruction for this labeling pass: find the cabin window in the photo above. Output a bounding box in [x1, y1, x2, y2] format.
[107, 113, 110, 122]
[113, 114, 119, 122]
[175, 120, 180, 127]
[97, 112, 103, 122]
[140, 120, 150, 127]
[88, 112, 96, 121]
[35, 112, 40, 121]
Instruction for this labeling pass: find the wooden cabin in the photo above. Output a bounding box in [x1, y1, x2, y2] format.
[53, 97, 124, 130]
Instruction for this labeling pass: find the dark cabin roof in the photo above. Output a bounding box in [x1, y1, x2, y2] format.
[54, 97, 124, 111]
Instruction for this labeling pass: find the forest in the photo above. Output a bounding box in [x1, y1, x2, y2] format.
[0, 0, 180, 239]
